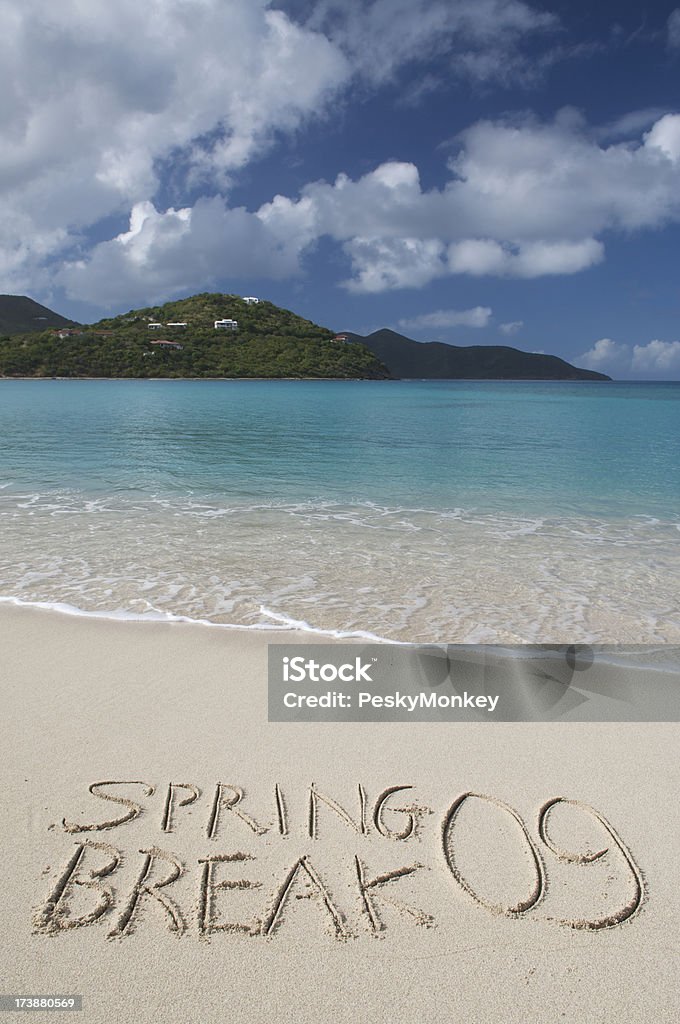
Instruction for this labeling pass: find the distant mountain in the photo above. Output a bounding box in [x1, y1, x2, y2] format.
[339, 329, 611, 381]
[0, 295, 78, 335]
[0, 293, 389, 379]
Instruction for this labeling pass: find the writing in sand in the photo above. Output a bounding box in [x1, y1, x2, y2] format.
[35, 780, 645, 941]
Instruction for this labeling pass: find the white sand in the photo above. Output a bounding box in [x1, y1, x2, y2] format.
[1, 604, 678, 1022]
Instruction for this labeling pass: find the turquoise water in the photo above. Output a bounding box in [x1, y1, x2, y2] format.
[0, 379, 678, 641]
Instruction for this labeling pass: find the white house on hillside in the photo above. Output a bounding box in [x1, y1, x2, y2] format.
[166, 322, 187, 329]
[147, 322, 163, 329]
[242, 296, 260, 305]
[150, 339, 183, 350]
[215, 318, 238, 330]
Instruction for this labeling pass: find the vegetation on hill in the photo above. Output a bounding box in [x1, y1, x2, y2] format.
[0, 293, 611, 381]
[0, 294, 389, 379]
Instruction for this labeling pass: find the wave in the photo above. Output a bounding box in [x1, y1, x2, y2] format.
[0, 595, 397, 643]
[1, 492, 679, 646]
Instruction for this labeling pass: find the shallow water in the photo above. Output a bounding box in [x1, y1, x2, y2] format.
[1, 379, 678, 643]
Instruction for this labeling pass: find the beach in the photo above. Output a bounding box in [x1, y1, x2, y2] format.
[1, 379, 679, 1021]
[2, 602, 678, 1022]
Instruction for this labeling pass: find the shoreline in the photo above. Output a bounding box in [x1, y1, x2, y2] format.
[0, 597, 678, 670]
[0, 376, 389, 382]
[3, 375, 679, 384]
[0, 375, 627, 382]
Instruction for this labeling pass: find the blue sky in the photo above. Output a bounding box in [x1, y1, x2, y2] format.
[2, 1, 680, 377]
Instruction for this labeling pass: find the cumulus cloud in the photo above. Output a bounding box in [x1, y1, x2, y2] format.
[3, 1, 680, 307]
[447, 238, 604, 277]
[3, 1, 347, 188]
[56, 108, 680, 303]
[254, 110, 680, 292]
[398, 307, 492, 330]
[643, 114, 680, 162]
[577, 338, 680, 379]
[0, 0, 348, 292]
[578, 338, 626, 371]
[342, 237, 448, 292]
[0, 0, 569, 300]
[447, 112, 680, 238]
[632, 339, 680, 375]
[500, 320, 523, 335]
[57, 198, 306, 307]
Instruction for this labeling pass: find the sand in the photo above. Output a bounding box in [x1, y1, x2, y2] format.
[1, 603, 678, 1022]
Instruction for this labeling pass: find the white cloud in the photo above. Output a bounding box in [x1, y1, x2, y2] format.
[3, 0, 680, 317]
[500, 320, 523, 335]
[447, 238, 604, 277]
[6, 2, 347, 186]
[577, 337, 680, 379]
[447, 112, 680, 238]
[58, 198, 306, 306]
[632, 339, 680, 375]
[447, 239, 507, 275]
[256, 110, 680, 292]
[668, 9, 680, 49]
[0, 0, 348, 291]
[1, 2, 679, 309]
[342, 237, 448, 292]
[0, 0, 568, 300]
[56, 107, 680, 303]
[578, 338, 627, 371]
[398, 306, 492, 330]
[644, 114, 680, 163]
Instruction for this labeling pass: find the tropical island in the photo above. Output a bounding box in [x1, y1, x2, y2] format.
[0, 293, 609, 380]
[0, 293, 388, 380]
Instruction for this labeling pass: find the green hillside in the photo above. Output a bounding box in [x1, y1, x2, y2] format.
[0, 293, 389, 379]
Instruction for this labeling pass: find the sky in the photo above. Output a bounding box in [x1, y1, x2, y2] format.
[2, 1, 680, 378]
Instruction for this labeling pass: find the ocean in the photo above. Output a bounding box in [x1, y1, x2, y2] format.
[0, 378, 678, 643]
